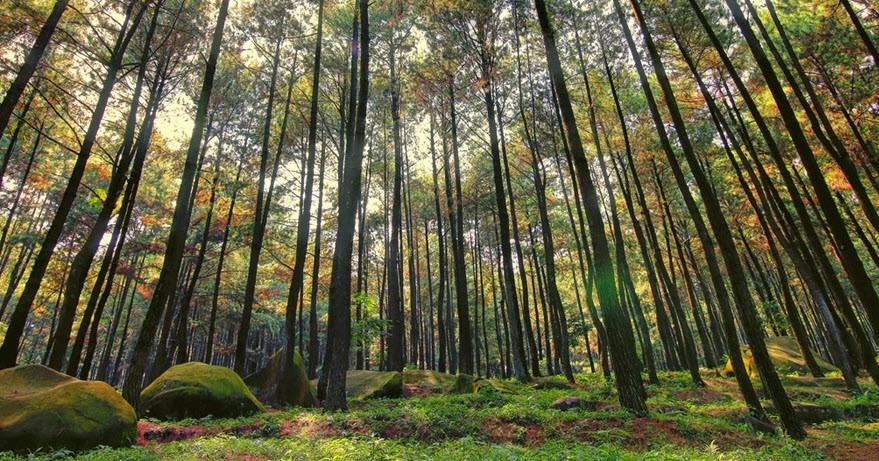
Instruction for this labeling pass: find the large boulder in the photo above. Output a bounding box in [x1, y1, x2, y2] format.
[477, 378, 519, 394]
[0, 364, 136, 452]
[244, 349, 316, 407]
[402, 369, 476, 394]
[723, 336, 838, 377]
[346, 370, 403, 399]
[140, 362, 265, 420]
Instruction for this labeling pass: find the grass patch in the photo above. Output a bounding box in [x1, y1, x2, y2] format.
[2, 371, 878, 460]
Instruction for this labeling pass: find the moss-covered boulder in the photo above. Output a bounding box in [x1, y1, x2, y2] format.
[244, 349, 316, 407]
[401, 369, 476, 394]
[723, 336, 838, 377]
[402, 369, 457, 388]
[0, 364, 136, 452]
[453, 373, 477, 393]
[346, 370, 403, 400]
[476, 378, 519, 394]
[140, 362, 265, 420]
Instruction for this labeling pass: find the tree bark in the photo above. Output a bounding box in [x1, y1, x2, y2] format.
[535, 0, 646, 414]
[122, 0, 231, 412]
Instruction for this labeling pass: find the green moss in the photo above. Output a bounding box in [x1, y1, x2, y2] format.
[346, 370, 403, 399]
[244, 349, 315, 408]
[402, 369, 457, 388]
[723, 336, 837, 377]
[477, 378, 520, 394]
[453, 373, 477, 393]
[140, 362, 265, 420]
[401, 370, 476, 394]
[0, 364, 136, 452]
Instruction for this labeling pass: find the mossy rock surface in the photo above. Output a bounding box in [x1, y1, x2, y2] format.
[244, 349, 316, 407]
[346, 370, 403, 399]
[402, 370, 476, 394]
[476, 378, 519, 394]
[723, 336, 838, 377]
[402, 369, 457, 388]
[0, 364, 136, 452]
[140, 362, 265, 420]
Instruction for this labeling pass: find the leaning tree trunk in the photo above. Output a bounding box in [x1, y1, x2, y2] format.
[627, 0, 804, 438]
[0, 0, 149, 370]
[0, 0, 69, 137]
[534, 0, 647, 415]
[122, 0, 230, 412]
[52, 3, 161, 371]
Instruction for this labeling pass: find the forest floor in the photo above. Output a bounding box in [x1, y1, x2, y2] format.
[2, 370, 878, 460]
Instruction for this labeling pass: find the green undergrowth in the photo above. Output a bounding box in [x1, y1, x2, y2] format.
[0, 437, 823, 461]
[2, 371, 877, 460]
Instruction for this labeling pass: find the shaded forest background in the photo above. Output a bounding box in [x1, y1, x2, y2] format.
[0, 0, 877, 440]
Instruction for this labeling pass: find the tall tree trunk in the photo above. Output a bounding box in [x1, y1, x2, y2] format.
[308, 145, 328, 379]
[446, 81, 474, 375]
[723, 0, 879, 350]
[235, 30, 287, 375]
[75, 61, 167, 379]
[53, 4, 162, 371]
[626, 0, 803, 437]
[528, 138, 574, 383]
[698, 0, 878, 388]
[429, 112, 448, 373]
[0, 0, 68, 137]
[386, 32, 405, 372]
[204, 151, 244, 364]
[535, 0, 646, 414]
[320, 0, 369, 412]
[0, 0, 150, 370]
[484, 77, 528, 383]
[122, 0, 231, 412]
[282, 0, 325, 393]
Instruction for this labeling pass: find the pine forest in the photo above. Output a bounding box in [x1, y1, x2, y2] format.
[0, 0, 878, 459]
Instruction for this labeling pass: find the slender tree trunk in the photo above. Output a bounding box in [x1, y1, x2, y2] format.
[485, 84, 528, 382]
[235, 30, 287, 375]
[280, 0, 325, 390]
[446, 81, 474, 375]
[429, 112, 448, 373]
[404, 149, 421, 368]
[122, 0, 231, 411]
[0, 0, 69, 137]
[307, 146, 327, 379]
[840, 0, 879, 69]
[535, 0, 646, 414]
[627, 0, 802, 437]
[723, 0, 879, 349]
[386, 32, 405, 372]
[54, 5, 162, 371]
[0, 89, 36, 190]
[0, 124, 40, 277]
[0, 1, 149, 370]
[320, 0, 369, 412]
[204, 151, 244, 364]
